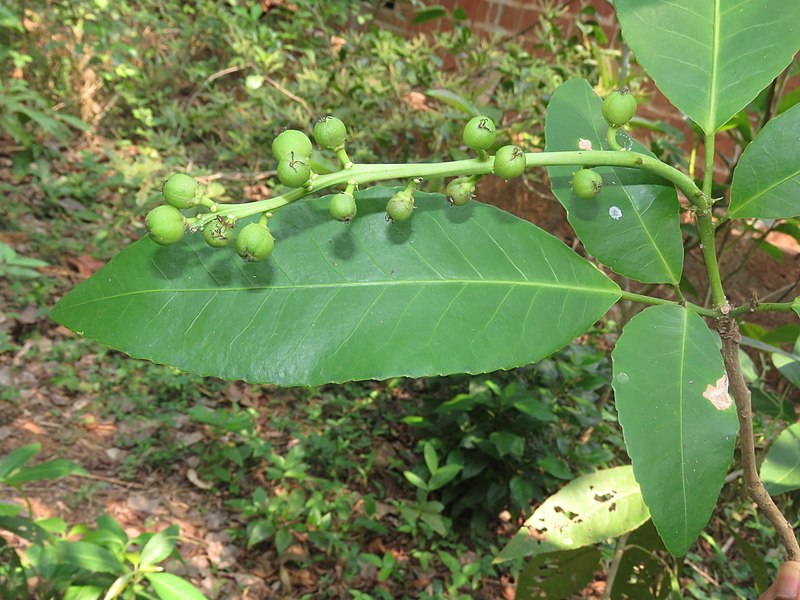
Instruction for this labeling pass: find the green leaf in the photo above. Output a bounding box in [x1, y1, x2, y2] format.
[423, 443, 439, 474]
[427, 464, 463, 491]
[545, 79, 683, 284]
[0, 443, 41, 481]
[515, 547, 601, 600]
[611, 521, 672, 600]
[0, 516, 51, 544]
[145, 572, 208, 600]
[614, 0, 800, 134]
[4, 458, 87, 486]
[489, 431, 525, 458]
[63, 585, 105, 600]
[412, 6, 447, 24]
[0, 503, 22, 517]
[536, 456, 572, 480]
[424, 89, 479, 116]
[140, 525, 179, 568]
[404, 471, 428, 491]
[729, 528, 769, 595]
[58, 540, 125, 574]
[728, 103, 800, 218]
[51, 188, 620, 386]
[612, 305, 739, 556]
[761, 423, 800, 495]
[773, 352, 800, 390]
[495, 466, 649, 563]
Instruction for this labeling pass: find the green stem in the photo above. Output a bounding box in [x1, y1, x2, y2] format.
[697, 134, 726, 308]
[194, 150, 705, 226]
[335, 146, 353, 169]
[619, 291, 717, 317]
[729, 301, 797, 318]
[606, 125, 623, 151]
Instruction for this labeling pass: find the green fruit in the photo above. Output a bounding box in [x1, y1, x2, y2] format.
[145, 205, 186, 245]
[493, 145, 526, 180]
[314, 116, 347, 149]
[161, 173, 198, 209]
[602, 88, 637, 127]
[203, 218, 234, 248]
[271, 129, 313, 160]
[277, 158, 311, 188]
[386, 191, 414, 223]
[329, 192, 357, 222]
[572, 169, 603, 199]
[462, 115, 496, 151]
[236, 222, 275, 262]
[445, 177, 476, 206]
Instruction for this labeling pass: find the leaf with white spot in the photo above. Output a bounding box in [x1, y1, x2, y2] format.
[612, 305, 739, 556]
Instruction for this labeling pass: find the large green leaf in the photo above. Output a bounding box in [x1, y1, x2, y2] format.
[495, 466, 649, 563]
[761, 423, 800, 495]
[51, 188, 620, 386]
[728, 103, 800, 218]
[612, 305, 739, 556]
[615, 0, 800, 134]
[545, 79, 683, 284]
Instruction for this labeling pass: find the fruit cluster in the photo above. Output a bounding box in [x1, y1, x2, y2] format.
[145, 91, 634, 261]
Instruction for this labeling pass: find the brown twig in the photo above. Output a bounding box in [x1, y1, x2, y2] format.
[718, 317, 800, 560]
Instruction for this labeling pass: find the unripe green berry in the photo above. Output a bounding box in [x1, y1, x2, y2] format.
[161, 173, 198, 209]
[446, 177, 476, 206]
[386, 191, 414, 223]
[236, 222, 275, 262]
[493, 145, 526, 180]
[572, 169, 603, 199]
[277, 157, 311, 188]
[602, 88, 637, 127]
[330, 192, 357, 223]
[271, 129, 313, 160]
[314, 116, 347, 150]
[462, 116, 496, 151]
[203, 217, 234, 248]
[145, 205, 186, 245]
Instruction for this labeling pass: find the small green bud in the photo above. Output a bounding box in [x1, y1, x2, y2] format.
[161, 173, 198, 209]
[446, 177, 476, 206]
[236, 222, 275, 262]
[314, 116, 348, 150]
[145, 205, 186, 245]
[277, 157, 311, 188]
[203, 217, 234, 248]
[330, 192, 357, 223]
[572, 169, 603, 199]
[493, 145, 526, 180]
[272, 129, 313, 160]
[602, 88, 637, 127]
[462, 115, 496, 151]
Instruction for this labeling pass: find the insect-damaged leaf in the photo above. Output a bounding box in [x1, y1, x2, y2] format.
[495, 466, 649, 563]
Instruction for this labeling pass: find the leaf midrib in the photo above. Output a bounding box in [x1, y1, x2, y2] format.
[707, 0, 722, 133]
[54, 278, 621, 311]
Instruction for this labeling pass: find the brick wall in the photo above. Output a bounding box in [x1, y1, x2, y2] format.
[377, 0, 616, 38]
